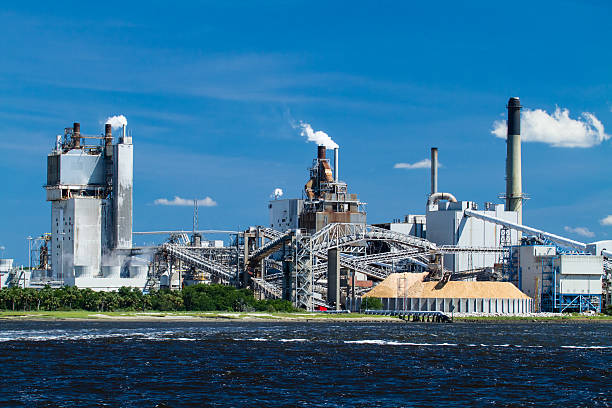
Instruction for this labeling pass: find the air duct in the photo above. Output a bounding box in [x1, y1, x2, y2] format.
[505, 97, 523, 224]
[427, 192, 457, 207]
[431, 147, 438, 195]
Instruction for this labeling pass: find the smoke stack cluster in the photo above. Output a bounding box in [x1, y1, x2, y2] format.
[505, 97, 523, 224]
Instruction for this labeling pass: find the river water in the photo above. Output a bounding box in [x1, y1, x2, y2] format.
[0, 320, 610, 407]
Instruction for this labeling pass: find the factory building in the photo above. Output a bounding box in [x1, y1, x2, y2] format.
[42, 122, 145, 291]
[512, 245, 603, 312]
[426, 201, 519, 273]
[269, 146, 366, 234]
[299, 146, 366, 233]
[269, 198, 303, 231]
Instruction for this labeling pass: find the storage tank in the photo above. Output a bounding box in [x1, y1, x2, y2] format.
[101, 265, 121, 278]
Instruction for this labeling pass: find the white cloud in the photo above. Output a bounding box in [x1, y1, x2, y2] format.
[105, 114, 128, 129]
[296, 121, 338, 149]
[394, 158, 440, 169]
[492, 107, 609, 148]
[154, 196, 217, 207]
[563, 226, 595, 238]
[600, 215, 612, 226]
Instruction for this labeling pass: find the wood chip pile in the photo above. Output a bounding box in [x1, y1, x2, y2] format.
[363, 273, 530, 299]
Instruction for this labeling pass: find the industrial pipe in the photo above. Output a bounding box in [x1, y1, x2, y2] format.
[334, 148, 339, 182]
[505, 97, 522, 224]
[431, 147, 438, 195]
[464, 209, 587, 251]
[427, 192, 457, 207]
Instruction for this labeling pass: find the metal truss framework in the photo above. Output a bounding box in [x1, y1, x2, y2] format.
[154, 223, 515, 310]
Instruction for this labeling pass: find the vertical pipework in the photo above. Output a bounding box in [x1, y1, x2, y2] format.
[505, 97, 523, 224]
[334, 148, 339, 182]
[317, 145, 326, 160]
[73, 122, 81, 148]
[431, 147, 438, 195]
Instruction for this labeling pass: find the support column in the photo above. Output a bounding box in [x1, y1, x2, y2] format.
[327, 248, 341, 310]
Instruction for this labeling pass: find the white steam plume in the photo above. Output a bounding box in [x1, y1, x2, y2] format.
[106, 115, 128, 130]
[270, 188, 284, 199]
[394, 158, 441, 169]
[154, 196, 217, 207]
[297, 122, 338, 149]
[492, 107, 609, 148]
[563, 226, 595, 238]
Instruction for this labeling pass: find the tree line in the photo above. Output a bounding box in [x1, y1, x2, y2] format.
[0, 284, 297, 313]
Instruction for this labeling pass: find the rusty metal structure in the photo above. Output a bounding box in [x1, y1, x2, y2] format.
[299, 146, 366, 233]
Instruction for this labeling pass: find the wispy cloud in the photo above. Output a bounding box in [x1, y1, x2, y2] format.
[492, 106, 610, 148]
[564, 226, 595, 238]
[394, 158, 439, 169]
[154, 196, 217, 207]
[600, 215, 612, 226]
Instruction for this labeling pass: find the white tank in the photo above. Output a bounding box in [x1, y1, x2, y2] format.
[129, 265, 147, 279]
[101, 265, 121, 278]
[74, 265, 95, 278]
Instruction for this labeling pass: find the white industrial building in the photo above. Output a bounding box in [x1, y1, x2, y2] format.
[269, 198, 303, 231]
[41, 122, 146, 291]
[513, 245, 603, 312]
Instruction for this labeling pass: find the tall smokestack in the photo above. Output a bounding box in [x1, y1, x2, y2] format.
[505, 97, 523, 224]
[431, 147, 438, 195]
[334, 148, 339, 182]
[317, 145, 326, 160]
[104, 123, 112, 146]
[73, 122, 81, 148]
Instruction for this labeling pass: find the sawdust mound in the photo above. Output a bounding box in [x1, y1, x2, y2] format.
[363, 273, 530, 300]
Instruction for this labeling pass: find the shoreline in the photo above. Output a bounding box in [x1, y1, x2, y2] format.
[1, 311, 611, 323]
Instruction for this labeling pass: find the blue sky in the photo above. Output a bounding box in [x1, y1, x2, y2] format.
[1, 1, 611, 264]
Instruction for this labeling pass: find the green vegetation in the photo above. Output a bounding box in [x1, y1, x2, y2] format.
[0, 284, 296, 313]
[361, 297, 383, 310]
[604, 305, 612, 316]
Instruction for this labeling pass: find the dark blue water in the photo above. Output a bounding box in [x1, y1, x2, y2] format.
[0, 320, 610, 407]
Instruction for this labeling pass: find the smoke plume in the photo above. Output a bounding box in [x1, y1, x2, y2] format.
[297, 122, 338, 149]
[270, 188, 283, 199]
[492, 107, 609, 148]
[106, 115, 128, 130]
